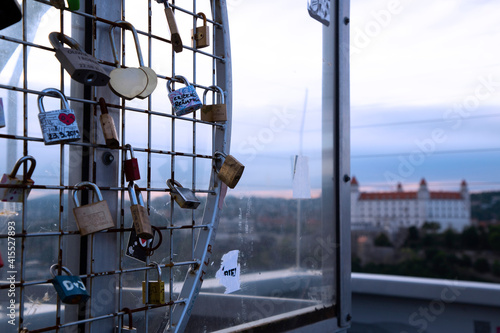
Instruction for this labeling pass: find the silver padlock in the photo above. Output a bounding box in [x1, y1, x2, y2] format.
[38, 88, 81, 145]
[115, 307, 137, 332]
[167, 179, 200, 209]
[49, 32, 109, 86]
[167, 75, 202, 116]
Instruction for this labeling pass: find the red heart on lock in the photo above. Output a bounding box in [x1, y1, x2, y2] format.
[58, 113, 76, 125]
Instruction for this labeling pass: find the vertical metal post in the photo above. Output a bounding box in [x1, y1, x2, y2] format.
[322, 0, 351, 329]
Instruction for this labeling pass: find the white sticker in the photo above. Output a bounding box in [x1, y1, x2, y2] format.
[215, 250, 240, 294]
[292, 155, 311, 199]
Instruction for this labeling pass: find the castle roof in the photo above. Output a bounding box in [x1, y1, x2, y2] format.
[359, 191, 463, 201]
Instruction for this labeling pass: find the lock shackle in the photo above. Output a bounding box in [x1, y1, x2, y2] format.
[98, 97, 110, 115]
[203, 86, 225, 105]
[49, 32, 84, 52]
[195, 12, 207, 26]
[166, 179, 184, 191]
[50, 264, 73, 278]
[166, 75, 191, 93]
[109, 20, 145, 67]
[149, 262, 162, 282]
[127, 182, 145, 206]
[38, 88, 70, 114]
[146, 225, 163, 255]
[121, 307, 134, 329]
[73, 181, 104, 207]
[125, 144, 136, 159]
[9, 155, 36, 179]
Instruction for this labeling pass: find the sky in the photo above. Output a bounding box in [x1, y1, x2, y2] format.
[228, 0, 500, 195]
[2, 0, 500, 198]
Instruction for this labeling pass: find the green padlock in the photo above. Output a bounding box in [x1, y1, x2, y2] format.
[50, 264, 90, 304]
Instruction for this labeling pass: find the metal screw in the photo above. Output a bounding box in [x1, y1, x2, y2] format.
[346, 314, 352, 322]
[102, 152, 114, 165]
[343, 174, 351, 183]
[344, 17, 350, 25]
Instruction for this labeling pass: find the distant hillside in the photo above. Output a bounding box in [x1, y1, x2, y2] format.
[471, 191, 500, 222]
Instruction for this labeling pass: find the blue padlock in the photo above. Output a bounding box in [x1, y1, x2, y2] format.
[167, 75, 202, 116]
[50, 264, 90, 304]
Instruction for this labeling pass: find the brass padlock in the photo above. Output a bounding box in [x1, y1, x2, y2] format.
[156, 0, 183, 53]
[191, 12, 210, 49]
[49, 32, 109, 86]
[38, 88, 81, 145]
[0, 155, 36, 202]
[73, 181, 115, 236]
[115, 307, 137, 332]
[98, 98, 119, 148]
[109, 21, 157, 100]
[215, 152, 245, 189]
[167, 179, 201, 209]
[128, 182, 153, 240]
[201, 86, 227, 122]
[142, 262, 165, 304]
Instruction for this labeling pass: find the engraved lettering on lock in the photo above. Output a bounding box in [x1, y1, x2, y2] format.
[81, 211, 107, 227]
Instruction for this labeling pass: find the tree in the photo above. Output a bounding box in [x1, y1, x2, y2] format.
[443, 228, 457, 249]
[461, 226, 480, 249]
[422, 221, 441, 233]
[492, 261, 500, 277]
[473, 258, 490, 273]
[488, 230, 500, 252]
[374, 233, 393, 247]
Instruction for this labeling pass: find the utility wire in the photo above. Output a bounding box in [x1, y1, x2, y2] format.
[352, 147, 500, 159]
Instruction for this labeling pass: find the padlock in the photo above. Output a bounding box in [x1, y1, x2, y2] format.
[201, 86, 227, 122]
[156, 0, 183, 53]
[142, 262, 165, 304]
[191, 12, 210, 49]
[38, 88, 81, 145]
[72, 181, 115, 236]
[0, 98, 5, 128]
[49, 32, 109, 86]
[98, 98, 119, 148]
[128, 182, 153, 239]
[115, 307, 137, 332]
[0, 155, 36, 202]
[167, 75, 202, 116]
[215, 152, 245, 189]
[167, 179, 201, 209]
[109, 21, 157, 100]
[124, 144, 140, 182]
[50, 264, 90, 304]
[0, 0, 22, 31]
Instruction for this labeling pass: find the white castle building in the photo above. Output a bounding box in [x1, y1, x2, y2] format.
[351, 177, 471, 231]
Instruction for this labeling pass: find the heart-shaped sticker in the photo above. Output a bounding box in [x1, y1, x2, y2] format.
[58, 113, 76, 125]
[109, 67, 148, 100]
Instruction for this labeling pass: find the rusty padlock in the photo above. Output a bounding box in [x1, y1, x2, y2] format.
[128, 182, 153, 240]
[49, 32, 109, 86]
[201, 86, 227, 122]
[167, 75, 202, 116]
[38, 88, 81, 145]
[72, 181, 115, 236]
[156, 0, 183, 53]
[0, 155, 36, 202]
[215, 152, 245, 189]
[191, 12, 210, 49]
[167, 179, 200, 209]
[98, 98, 119, 148]
[109, 21, 157, 100]
[124, 144, 140, 182]
[115, 308, 137, 332]
[142, 262, 165, 304]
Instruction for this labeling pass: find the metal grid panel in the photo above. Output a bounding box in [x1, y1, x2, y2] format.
[0, 0, 230, 332]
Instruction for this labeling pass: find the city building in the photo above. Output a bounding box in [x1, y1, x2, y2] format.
[351, 177, 471, 231]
